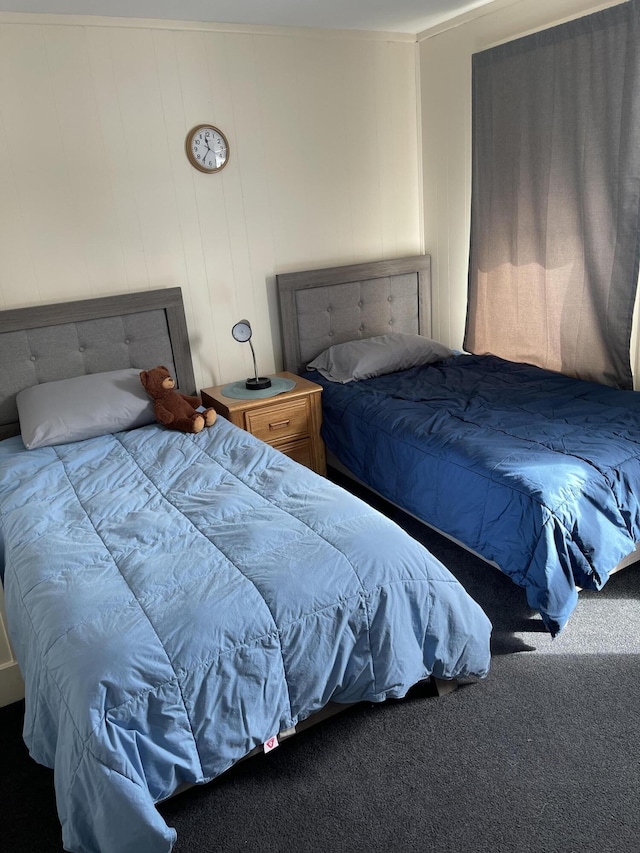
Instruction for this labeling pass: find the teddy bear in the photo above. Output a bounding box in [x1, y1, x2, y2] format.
[140, 365, 216, 434]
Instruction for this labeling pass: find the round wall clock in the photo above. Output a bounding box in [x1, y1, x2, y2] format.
[185, 124, 229, 173]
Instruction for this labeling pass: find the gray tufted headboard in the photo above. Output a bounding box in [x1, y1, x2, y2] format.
[277, 255, 432, 375]
[0, 287, 195, 440]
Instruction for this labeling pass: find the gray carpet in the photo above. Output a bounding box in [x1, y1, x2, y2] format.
[1, 473, 639, 852]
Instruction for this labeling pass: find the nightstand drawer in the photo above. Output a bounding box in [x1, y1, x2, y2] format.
[273, 437, 313, 469]
[245, 399, 309, 442]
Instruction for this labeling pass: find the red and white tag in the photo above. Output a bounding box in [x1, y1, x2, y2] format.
[263, 735, 279, 754]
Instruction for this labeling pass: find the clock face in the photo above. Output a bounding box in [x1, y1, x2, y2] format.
[232, 320, 252, 343]
[186, 125, 229, 173]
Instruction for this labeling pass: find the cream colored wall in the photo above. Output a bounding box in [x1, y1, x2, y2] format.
[419, 0, 635, 369]
[0, 13, 422, 391]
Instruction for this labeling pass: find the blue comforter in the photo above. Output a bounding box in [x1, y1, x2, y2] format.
[309, 354, 640, 636]
[0, 419, 490, 853]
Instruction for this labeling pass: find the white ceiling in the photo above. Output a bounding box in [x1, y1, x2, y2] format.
[0, 0, 498, 35]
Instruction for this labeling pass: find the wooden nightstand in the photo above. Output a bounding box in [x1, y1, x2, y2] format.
[201, 372, 327, 476]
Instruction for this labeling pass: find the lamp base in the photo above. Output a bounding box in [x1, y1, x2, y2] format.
[245, 376, 272, 391]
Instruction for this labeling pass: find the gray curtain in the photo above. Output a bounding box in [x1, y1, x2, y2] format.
[465, 0, 640, 389]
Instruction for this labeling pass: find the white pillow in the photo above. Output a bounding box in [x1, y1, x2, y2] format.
[16, 368, 155, 450]
[307, 333, 453, 383]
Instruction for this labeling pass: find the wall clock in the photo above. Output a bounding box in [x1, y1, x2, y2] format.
[185, 124, 229, 173]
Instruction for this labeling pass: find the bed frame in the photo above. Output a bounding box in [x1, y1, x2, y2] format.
[276, 254, 640, 585]
[0, 282, 455, 753]
[0, 287, 195, 441]
[277, 255, 432, 374]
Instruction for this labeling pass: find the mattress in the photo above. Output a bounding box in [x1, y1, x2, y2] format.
[0, 418, 491, 853]
[308, 353, 640, 635]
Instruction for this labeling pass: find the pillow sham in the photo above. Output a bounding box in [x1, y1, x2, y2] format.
[17, 368, 155, 450]
[307, 333, 453, 383]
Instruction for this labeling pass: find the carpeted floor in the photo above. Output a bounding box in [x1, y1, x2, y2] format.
[1, 472, 639, 852]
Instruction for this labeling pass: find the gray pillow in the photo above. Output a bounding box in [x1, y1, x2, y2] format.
[16, 368, 155, 450]
[307, 333, 453, 383]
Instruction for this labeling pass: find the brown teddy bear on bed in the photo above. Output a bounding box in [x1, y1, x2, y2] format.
[140, 366, 216, 434]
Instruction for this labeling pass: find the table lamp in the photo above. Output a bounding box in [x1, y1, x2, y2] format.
[231, 320, 272, 390]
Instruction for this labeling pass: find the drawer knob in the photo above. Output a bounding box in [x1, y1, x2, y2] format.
[269, 419, 291, 430]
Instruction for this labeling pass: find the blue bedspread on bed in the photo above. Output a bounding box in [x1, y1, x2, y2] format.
[308, 354, 640, 636]
[0, 419, 491, 853]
